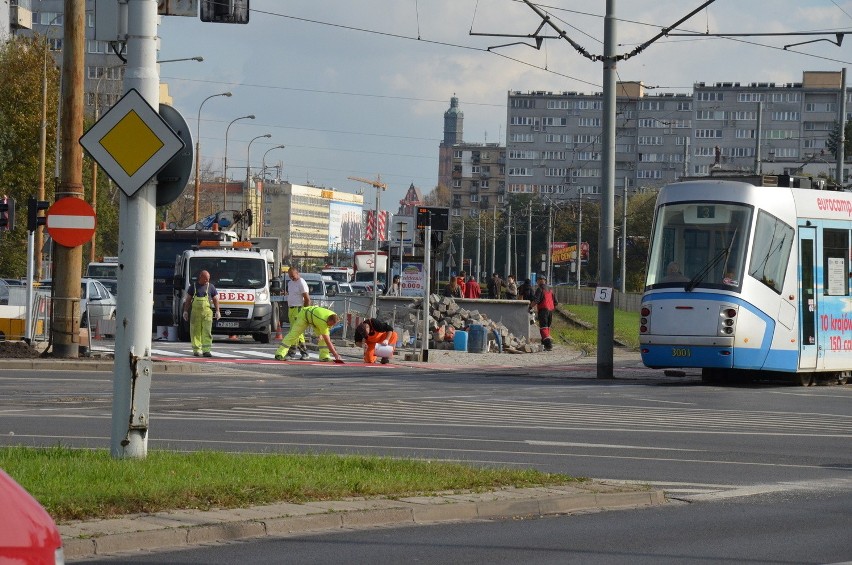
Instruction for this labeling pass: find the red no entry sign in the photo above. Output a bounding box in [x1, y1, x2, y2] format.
[46, 197, 97, 248]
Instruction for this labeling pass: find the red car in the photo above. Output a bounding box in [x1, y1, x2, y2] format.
[0, 469, 64, 564]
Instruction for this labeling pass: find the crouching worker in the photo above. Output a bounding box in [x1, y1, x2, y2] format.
[354, 318, 398, 364]
[274, 306, 343, 363]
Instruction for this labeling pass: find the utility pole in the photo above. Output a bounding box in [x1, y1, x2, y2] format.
[838, 68, 847, 188]
[491, 204, 497, 276]
[596, 0, 617, 378]
[110, 0, 159, 459]
[525, 202, 532, 279]
[36, 43, 49, 281]
[475, 212, 481, 281]
[754, 101, 763, 174]
[52, 0, 85, 358]
[576, 194, 583, 290]
[504, 205, 511, 278]
[546, 204, 553, 283]
[397, 221, 406, 275]
[458, 218, 464, 278]
[620, 179, 628, 294]
[348, 175, 386, 317]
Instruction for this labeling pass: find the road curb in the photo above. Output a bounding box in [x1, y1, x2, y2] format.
[0, 359, 203, 373]
[61, 489, 665, 560]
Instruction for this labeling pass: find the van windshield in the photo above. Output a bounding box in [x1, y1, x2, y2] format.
[306, 280, 325, 295]
[189, 257, 266, 289]
[87, 264, 117, 278]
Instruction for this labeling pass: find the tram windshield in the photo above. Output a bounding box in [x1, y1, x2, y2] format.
[645, 201, 752, 291]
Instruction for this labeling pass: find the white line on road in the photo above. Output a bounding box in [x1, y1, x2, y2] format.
[525, 440, 705, 452]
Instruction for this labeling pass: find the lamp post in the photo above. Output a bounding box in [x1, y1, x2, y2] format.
[194, 92, 231, 222]
[222, 114, 254, 211]
[260, 145, 285, 234]
[245, 133, 271, 237]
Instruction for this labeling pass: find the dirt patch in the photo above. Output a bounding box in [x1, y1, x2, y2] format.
[0, 340, 42, 358]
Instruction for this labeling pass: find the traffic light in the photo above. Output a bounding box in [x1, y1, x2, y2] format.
[0, 196, 15, 231]
[200, 0, 249, 23]
[28, 196, 49, 232]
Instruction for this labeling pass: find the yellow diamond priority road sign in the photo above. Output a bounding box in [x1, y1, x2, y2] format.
[80, 89, 185, 197]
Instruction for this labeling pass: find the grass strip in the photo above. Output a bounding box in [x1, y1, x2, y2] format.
[0, 446, 580, 522]
[553, 305, 640, 352]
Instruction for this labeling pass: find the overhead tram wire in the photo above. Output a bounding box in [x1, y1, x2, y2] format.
[244, 6, 602, 89]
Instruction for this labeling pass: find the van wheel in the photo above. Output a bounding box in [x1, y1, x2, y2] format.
[254, 329, 271, 344]
[178, 321, 190, 341]
[838, 371, 850, 385]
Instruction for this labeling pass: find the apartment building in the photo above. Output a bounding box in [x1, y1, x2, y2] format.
[504, 72, 851, 202]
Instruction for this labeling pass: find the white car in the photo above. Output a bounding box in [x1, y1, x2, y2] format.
[40, 278, 117, 330]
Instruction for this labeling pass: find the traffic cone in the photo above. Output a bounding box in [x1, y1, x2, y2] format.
[274, 323, 283, 341]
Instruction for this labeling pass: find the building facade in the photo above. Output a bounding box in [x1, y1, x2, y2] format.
[439, 97, 507, 219]
[504, 72, 851, 201]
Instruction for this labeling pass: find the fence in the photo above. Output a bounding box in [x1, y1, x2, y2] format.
[553, 287, 643, 312]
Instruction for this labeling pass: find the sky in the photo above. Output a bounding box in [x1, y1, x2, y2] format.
[156, 0, 852, 209]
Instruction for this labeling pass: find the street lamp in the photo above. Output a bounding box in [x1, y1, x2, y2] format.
[245, 134, 271, 236]
[260, 145, 285, 234]
[194, 91, 232, 222]
[156, 56, 204, 63]
[223, 114, 255, 211]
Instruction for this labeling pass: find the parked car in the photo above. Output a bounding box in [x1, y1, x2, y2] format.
[0, 469, 64, 564]
[40, 278, 117, 330]
[0, 279, 8, 305]
[350, 281, 385, 296]
[326, 281, 355, 296]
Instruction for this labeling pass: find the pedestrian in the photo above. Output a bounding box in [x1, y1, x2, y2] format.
[354, 318, 398, 364]
[464, 276, 481, 298]
[443, 277, 462, 298]
[505, 274, 518, 300]
[285, 266, 310, 360]
[182, 270, 220, 357]
[533, 276, 558, 351]
[275, 305, 343, 362]
[518, 278, 534, 301]
[456, 271, 467, 297]
[488, 272, 504, 299]
[385, 274, 402, 296]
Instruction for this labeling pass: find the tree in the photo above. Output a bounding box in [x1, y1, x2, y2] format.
[0, 36, 60, 278]
[826, 119, 852, 160]
[423, 183, 451, 207]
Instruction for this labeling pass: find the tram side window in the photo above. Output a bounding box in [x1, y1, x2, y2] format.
[823, 228, 849, 296]
[747, 210, 793, 293]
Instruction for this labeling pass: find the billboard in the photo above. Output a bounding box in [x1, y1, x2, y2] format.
[329, 201, 362, 253]
[400, 262, 426, 297]
[551, 242, 589, 264]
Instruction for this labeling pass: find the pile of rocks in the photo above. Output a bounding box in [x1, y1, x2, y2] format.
[397, 295, 540, 354]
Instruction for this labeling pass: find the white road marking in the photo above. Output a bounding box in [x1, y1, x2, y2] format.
[525, 440, 704, 452]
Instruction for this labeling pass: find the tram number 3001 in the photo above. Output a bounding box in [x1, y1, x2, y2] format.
[671, 348, 691, 357]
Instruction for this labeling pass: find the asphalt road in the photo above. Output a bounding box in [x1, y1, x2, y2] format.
[79, 489, 852, 564]
[1, 342, 850, 500]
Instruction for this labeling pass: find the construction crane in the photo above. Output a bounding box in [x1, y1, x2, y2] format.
[348, 175, 387, 317]
[347, 176, 387, 191]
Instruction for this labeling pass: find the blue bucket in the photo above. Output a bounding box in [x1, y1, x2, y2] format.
[468, 324, 488, 354]
[453, 330, 468, 352]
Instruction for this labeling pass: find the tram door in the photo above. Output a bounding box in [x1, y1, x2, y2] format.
[798, 227, 818, 369]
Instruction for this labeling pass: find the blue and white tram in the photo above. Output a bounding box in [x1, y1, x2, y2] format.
[640, 179, 852, 385]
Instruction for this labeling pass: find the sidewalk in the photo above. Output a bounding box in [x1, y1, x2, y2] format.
[60, 482, 665, 560]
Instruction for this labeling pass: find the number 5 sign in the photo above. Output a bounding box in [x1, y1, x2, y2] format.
[593, 286, 613, 303]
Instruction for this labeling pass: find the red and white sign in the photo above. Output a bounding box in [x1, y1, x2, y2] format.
[46, 197, 96, 248]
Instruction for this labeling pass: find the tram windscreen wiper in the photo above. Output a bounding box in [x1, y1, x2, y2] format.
[685, 229, 738, 292]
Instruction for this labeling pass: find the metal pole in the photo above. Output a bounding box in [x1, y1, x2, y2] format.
[422, 222, 431, 361]
[370, 186, 383, 318]
[504, 205, 511, 278]
[577, 194, 583, 289]
[397, 221, 405, 276]
[194, 92, 231, 223]
[458, 218, 464, 278]
[111, 0, 159, 458]
[36, 44, 48, 281]
[25, 230, 35, 342]
[754, 101, 763, 175]
[475, 213, 481, 281]
[491, 204, 497, 275]
[222, 114, 254, 212]
[596, 0, 617, 379]
[245, 134, 271, 237]
[546, 205, 553, 283]
[620, 179, 627, 293]
[838, 68, 847, 188]
[525, 202, 532, 279]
